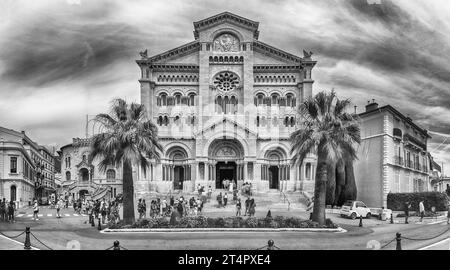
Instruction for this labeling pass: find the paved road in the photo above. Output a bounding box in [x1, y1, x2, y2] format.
[419, 238, 450, 250]
[1, 206, 449, 250]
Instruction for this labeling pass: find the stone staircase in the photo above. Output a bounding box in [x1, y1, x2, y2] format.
[136, 189, 309, 215]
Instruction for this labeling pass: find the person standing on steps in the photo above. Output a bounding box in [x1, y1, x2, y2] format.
[223, 192, 228, 207]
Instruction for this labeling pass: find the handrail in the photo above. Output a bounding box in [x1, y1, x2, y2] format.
[279, 190, 290, 211]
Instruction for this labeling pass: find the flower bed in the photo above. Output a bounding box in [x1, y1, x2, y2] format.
[108, 216, 338, 229]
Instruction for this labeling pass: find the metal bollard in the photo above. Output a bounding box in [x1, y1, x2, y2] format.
[24, 227, 31, 250]
[396, 233, 402, 250]
[267, 239, 275, 250]
[98, 218, 102, 230]
[113, 240, 120, 250]
[359, 215, 363, 227]
[390, 213, 394, 224]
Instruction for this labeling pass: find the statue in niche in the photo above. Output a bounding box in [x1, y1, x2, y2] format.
[214, 34, 239, 52]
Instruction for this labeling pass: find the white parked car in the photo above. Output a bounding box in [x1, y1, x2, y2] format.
[340, 200, 372, 219]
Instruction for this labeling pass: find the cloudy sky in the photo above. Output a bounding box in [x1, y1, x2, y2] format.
[0, 0, 449, 174]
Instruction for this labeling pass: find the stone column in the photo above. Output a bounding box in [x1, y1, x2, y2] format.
[205, 162, 209, 181]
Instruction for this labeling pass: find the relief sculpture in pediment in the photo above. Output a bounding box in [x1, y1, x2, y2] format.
[214, 33, 239, 52]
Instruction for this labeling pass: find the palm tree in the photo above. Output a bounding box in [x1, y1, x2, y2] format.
[290, 90, 361, 225]
[89, 98, 163, 225]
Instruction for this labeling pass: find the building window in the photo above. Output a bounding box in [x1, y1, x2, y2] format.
[10, 157, 17, 173]
[174, 94, 181, 105]
[305, 163, 311, 180]
[66, 171, 71, 181]
[188, 94, 195, 106]
[106, 169, 116, 180]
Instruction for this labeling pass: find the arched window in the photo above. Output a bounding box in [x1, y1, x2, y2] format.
[290, 117, 295, 127]
[188, 94, 195, 106]
[286, 94, 293, 107]
[256, 116, 260, 127]
[174, 116, 180, 125]
[271, 94, 279, 105]
[174, 94, 181, 105]
[224, 96, 229, 114]
[216, 96, 223, 113]
[157, 116, 163, 126]
[106, 169, 116, 180]
[272, 117, 278, 126]
[164, 116, 169, 126]
[257, 94, 264, 106]
[305, 163, 311, 179]
[191, 116, 195, 125]
[66, 171, 71, 181]
[284, 117, 289, 126]
[160, 94, 167, 106]
[230, 96, 237, 114]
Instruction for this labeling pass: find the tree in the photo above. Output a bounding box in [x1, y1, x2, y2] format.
[89, 98, 163, 225]
[290, 90, 361, 225]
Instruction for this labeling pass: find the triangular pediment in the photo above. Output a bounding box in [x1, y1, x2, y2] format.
[253, 41, 303, 65]
[137, 41, 200, 65]
[193, 12, 259, 39]
[195, 117, 257, 137]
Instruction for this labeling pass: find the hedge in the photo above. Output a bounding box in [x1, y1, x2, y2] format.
[387, 192, 449, 211]
[108, 216, 338, 229]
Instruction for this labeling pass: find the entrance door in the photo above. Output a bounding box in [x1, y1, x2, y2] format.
[174, 166, 184, 190]
[79, 189, 89, 199]
[269, 166, 279, 189]
[10, 186, 16, 202]
[216, 162, 237, 189]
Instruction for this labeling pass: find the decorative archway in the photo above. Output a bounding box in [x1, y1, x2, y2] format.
[262, 147, 289, 190]
[208, 139, 245, 188]
[164, 146, 190, 190]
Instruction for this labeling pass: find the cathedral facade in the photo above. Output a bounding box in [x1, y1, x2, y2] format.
[136, 12, 317, 194]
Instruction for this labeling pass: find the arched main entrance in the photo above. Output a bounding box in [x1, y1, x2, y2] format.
[269, 166, 279, 189]
[208, 139, 244, 189]
[79, 168, 89, 182]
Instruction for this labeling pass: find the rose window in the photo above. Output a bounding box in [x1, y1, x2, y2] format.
[214, 72, 239, 92]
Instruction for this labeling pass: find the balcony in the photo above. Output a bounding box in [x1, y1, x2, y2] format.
[404, 133, 427, 151]
[393, 156, 404, 166]
[393, 128, 402, 141]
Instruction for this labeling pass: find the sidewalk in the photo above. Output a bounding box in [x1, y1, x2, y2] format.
[0, 233, 27, 250]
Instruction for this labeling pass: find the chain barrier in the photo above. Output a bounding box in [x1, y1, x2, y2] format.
[30, 232, 53, 250]
[380, 237, 396, 249]
[400, 227, 450, 242]
[0, 230, 25, 239]
[380, 226, 450, 250]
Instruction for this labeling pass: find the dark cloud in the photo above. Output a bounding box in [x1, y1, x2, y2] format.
[0, 0, 449, 173]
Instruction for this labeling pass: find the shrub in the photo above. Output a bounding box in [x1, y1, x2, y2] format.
[155, 217, 169, 228]
[194, 216, 208, 228]
[232, 217, 244, 228]
[274, 216, 286, 228]
[215, 217, 225, 227]
[223, 217, 235, 228]
[207, 217, 216, 228]
[245, 217, 258, 228]
[325, 218, 337, 228]
[387, 192, 449, 211]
